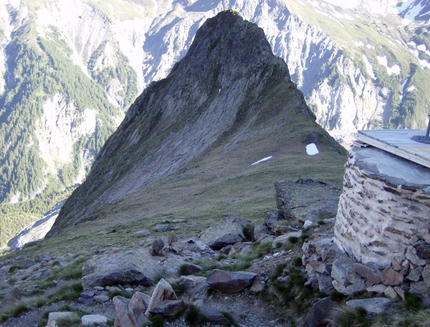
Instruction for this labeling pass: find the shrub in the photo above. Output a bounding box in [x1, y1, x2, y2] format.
[292, 257, 303, 267]
[243, 224, 255, 241]
[288, 236, 300, 244]
[327, 305, 372, 327]
[403, 290, 423, 311]
[148, 314, 165, 327]
[185, 304, 204, 326]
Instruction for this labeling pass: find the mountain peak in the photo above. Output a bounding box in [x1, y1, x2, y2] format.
[47, 11, 343, 237]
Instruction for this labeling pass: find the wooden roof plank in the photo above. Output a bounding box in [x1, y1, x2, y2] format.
[356, 130, 430, 169]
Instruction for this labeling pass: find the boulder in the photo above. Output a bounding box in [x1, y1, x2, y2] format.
[272, 231, 302, 248]
[274, 179, 341, 222]
[179, 275, 209, 298]
[113, 296, 135, 327]
[113, 292, 150, 327]
[150, 239, 165, 256]
[206, 269, 257, 293]
[301, 297, 336, 327]
[81, 314, 109, 326]
[346, 297, 391, 314]
[147, 300, 186, 317]
[199, 215, 249, 250]
[47, 312, 79, 327]
[180, 263, 202, 275]
[200, 305, 231, 325]
[81, 249, 163, 289]
[168, 232, 179, 245]
[353, 263, 382, 285]
[145, 279, 178, 315]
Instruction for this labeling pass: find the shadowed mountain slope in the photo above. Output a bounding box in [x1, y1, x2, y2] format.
[47, 10, 345, 238]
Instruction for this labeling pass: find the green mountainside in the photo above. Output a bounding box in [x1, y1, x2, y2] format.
[0, 0, 430, 250]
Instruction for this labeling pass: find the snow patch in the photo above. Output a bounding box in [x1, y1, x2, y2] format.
[306, 143, 319, 156]
[355, 40, 364, 47]
[251, 156, 273, 166]
[376, 56, 400, 75]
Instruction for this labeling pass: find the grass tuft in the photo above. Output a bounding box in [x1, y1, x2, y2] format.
[185, 304, 204, 326]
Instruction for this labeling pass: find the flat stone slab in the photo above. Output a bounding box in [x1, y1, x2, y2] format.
[352, 146, 430, 192]
[275, 178, 341, 222]
[346, 297, 391, 314]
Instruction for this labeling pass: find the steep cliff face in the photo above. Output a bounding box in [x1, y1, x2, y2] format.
[47, 10, 345, 236]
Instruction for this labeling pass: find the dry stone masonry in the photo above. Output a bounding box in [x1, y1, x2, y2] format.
[333, 145, 430, 298]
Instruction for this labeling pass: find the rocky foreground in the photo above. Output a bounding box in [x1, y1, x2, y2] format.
[0, 178, 426, 327]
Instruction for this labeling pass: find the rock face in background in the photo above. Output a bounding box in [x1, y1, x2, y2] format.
[334, 146, 430, 269]
[1, 0, 430, 248]
[48, 10, 343, 235]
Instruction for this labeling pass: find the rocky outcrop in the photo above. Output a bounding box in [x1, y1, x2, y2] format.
[275, 178, 341, 222]
[81, 250, 164, 289]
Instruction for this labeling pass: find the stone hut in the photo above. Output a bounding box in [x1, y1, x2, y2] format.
[333, 130, 430, 296]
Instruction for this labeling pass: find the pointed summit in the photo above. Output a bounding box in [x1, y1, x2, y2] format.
[47, 11, 344, 237]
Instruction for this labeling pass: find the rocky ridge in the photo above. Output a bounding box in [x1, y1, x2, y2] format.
[47, 10, 345, 237]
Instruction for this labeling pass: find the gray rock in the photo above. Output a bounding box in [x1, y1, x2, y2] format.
[316, 273, 334, 294]
[406, 246, 427, 267]
[302, 297, 337, 327]
[264, 210, 284, 228]
[168, 232, 179, 245]
[47, 312, 79, 326]
[94, 294, 110, 303]
[411, 281, 430, 298]
[179, 275, 209, 298]
[274, 179, 341, 222]
[35, 253, 53, 263]
[133, 230, 150, 238]
[0, 287, 21, 309]
[113, 296, 135, 327]
[206, 269, 257, 293]
[416, 243, 430, 262]
[272, 231, 302, 248]
[422, 265, 430, 288]
[153, 224, 170, 232]
[346, 297, 391, 314]
[81, 249, 163, 289]
[199, 215, 248, 250]
[145, 279, 177, 315]
[148, 300, 186, 317]
[200, 305, 231, 325]
[129, 291, 151, 314]
[180, 263, 202, 275]
[331, 258, 359, 287]
[81, 314, 108, 326]
[353, 263, 382, 285]
[150, 238, 165, 256]
[10, 257, 36, 271]
[407, 266, 423, 282]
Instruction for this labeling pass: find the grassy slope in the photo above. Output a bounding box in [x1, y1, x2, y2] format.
[3, 78, 346, 258]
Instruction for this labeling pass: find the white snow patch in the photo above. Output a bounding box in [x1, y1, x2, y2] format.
[355, 40, 364, 47]
[8, 0, 20, 9]
[362, 54, 376, 80]
[251, 156, 273, 166]
[376, 56, 401, 75]
[417, 44, 427, 51]
[306, 143, 319, 156]
[407, 85, 416, 92]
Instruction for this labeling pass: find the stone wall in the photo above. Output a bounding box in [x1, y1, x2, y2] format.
[334, 146, 430, 269]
